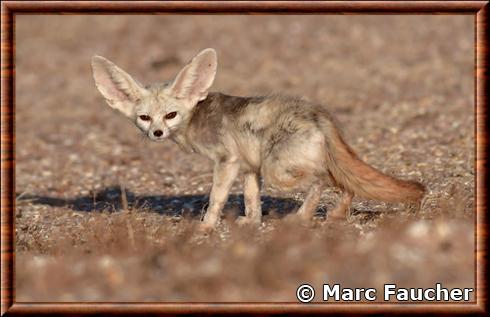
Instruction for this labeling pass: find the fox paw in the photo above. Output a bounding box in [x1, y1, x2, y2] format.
[284, 213, 311, 223]
[328, 210, 345, 220]
[328, 207, 353, 222]
[197, 221, 216, 233]
[327, 207, 349, 220]
[236, 216, 261, 227]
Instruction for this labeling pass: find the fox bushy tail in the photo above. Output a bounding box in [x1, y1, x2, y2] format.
[322, 122, 425, 203]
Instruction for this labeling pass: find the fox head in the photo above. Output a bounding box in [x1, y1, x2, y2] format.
[91, 48, 217, 141]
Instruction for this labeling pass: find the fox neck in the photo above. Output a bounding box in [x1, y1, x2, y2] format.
[169, 92, 229, 156]
[168, 95, 213, 153]
[170, 131, 195, 153]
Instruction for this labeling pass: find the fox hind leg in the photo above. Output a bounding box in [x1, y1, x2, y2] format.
[296, 181, 324, 221]
[329, 191, 354, 220]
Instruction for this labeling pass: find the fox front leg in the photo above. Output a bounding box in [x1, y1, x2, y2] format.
[200, 160, 240, 230]
[236, 172, 262, 226]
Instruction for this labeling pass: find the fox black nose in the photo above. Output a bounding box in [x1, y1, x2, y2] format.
[153, 130, 163, 137]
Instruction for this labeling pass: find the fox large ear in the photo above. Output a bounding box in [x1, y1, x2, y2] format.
[170, 48, 217, 105]
[91, 56, 146, 118]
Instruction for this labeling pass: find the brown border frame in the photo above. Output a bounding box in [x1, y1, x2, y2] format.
[1, 1, 488, 315]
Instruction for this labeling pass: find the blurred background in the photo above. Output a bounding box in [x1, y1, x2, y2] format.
[15, 15, 474, 302]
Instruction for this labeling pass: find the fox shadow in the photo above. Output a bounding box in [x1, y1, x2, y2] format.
[17, 185, 310, 218]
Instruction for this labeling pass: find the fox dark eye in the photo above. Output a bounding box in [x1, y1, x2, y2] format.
[139, 115, 151, 121]
[165, 112, 177, 120]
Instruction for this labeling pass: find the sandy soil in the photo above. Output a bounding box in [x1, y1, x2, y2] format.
[15, 15, 474, 302]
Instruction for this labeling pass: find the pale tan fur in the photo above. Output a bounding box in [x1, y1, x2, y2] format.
[91, 48, 426, 229]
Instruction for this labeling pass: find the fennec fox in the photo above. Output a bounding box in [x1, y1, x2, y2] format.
[91, 48, 425, 230]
